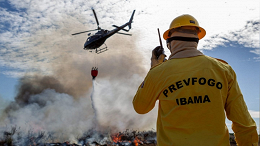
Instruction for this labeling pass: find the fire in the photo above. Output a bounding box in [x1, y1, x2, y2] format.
[111, 133, 122, 143]
[0, 128, 157, 145]
[111, 132, 142, 146]
[133, 137, 141, 146]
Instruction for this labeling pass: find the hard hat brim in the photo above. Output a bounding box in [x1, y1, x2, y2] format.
[163, 26, 206, 40]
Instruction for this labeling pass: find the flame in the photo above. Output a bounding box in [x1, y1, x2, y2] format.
[133, 137, 140, 146]
[111, 133, 122, 143]
[112, 133, 142, 146]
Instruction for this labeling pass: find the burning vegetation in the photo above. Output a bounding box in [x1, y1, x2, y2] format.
[0, 127, 157, 146]
[0, 127, 250, 146]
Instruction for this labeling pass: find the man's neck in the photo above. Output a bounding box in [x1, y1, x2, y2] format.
[168, 41, 203, 59]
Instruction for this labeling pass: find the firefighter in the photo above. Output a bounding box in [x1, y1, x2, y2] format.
[133, 14, 258, 146]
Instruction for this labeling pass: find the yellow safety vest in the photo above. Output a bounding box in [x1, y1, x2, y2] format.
[133, 55, 258, 146]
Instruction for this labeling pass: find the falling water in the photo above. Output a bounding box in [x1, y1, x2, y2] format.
[91, 79, 98, 128]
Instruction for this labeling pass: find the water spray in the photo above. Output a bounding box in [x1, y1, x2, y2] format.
[91, 79, 98, 129]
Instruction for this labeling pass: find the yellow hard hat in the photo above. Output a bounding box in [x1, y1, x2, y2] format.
[163, 14, 206, 40]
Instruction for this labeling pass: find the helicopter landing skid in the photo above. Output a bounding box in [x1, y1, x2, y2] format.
[96, 44, 108, 54]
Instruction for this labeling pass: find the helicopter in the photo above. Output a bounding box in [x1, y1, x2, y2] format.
[72, 9, 136, 54]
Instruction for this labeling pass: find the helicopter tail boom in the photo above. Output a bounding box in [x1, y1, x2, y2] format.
[128, 10, 135, 30]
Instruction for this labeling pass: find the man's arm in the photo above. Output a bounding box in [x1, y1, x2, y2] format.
[225, 68, 258, 145]
[133, 46, 166, 114]
[133, 72, 158, 114]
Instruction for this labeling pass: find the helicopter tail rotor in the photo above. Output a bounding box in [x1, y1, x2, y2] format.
[112, 25, 129, 32]
[128, 10, 135, 30]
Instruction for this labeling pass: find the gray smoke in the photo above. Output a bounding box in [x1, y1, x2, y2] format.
[0, 11, 158, 143]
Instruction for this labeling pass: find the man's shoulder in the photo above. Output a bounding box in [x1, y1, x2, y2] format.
[204, 55, 229, 65]
[203, 55, 234, 74]
[214, 58, 228, 64]
[149, 62, 165, 75]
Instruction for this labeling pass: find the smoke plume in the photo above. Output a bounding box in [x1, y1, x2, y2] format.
[0, 12, 158, 143]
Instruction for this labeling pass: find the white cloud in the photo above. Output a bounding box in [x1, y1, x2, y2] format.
[201, 20, 260, 51]
[0, 0, 136, 77]
[199, 19, 260, 61]
[249, 110, 260, 118]
[250, 48, 260, 55]
[0, 0, 259, 77]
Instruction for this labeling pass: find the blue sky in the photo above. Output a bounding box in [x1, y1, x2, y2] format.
[204, 45, 259, 111]
[203, 44, 260, 133]
[0, 71, 17, 100]
[0, 0, 259, 135]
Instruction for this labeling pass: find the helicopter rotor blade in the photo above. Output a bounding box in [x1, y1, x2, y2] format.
[71, 29, 98, 35]
[92, 9, 100, 29]
[116, 32, 132, 36]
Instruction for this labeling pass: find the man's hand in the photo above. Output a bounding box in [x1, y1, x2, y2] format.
[151, 46, 167, 68]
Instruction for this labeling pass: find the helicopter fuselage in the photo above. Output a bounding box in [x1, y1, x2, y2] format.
[72, 9, 135, 53]
[84, 34, 107, 49]
[83, 22, 130, 50]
